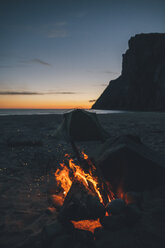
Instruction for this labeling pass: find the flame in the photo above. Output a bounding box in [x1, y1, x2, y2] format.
[105, 181, 115, 202]
[81, 151, 88, 160]
[54, 163, 72, 196]
[54, 152, 104, 204]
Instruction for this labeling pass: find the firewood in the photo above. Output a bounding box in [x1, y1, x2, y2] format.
[70, 140, 110, 205]
[59, 180, 105, 221]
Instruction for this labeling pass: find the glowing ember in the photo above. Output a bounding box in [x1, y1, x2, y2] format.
[71, 219, 102, 233]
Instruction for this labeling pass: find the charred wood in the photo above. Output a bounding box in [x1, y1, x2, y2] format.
[59, 181, 105, 221]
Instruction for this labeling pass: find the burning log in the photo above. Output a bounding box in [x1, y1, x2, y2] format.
[59, 181, 105, 221]
[70, 140, 111, 205]
[53, 149, 114, 207]
[70, 140, 94, 173]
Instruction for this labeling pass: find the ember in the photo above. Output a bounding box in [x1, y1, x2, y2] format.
[71, 219, 102, 233]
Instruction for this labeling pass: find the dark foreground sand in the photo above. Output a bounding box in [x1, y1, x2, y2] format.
[0, 112, 165, 248]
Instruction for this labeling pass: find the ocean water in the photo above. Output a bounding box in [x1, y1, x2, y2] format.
[0, 108, 125, 116]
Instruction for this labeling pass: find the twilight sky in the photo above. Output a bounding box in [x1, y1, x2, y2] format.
[0, 0, 165, 109]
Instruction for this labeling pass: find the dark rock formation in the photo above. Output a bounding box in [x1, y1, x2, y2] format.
[92, 33, 165, 111]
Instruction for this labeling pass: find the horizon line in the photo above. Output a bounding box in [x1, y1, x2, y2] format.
[0, 107, 90, 110]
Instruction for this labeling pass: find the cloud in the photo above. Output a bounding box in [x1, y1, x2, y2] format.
[89, 99, 96, 103]
[0, 56, 51, 68]
[102, 70, 119, 75]
[30, 58, 51, 66]
[0, 91, 44, 95]
[0, 91, 77, 95]
[48, 91, 77, 95]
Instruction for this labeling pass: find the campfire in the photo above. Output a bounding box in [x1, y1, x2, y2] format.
[54, 152, 114, 204]
[42, 139, 148, 248]
[48, 149, 124, 233]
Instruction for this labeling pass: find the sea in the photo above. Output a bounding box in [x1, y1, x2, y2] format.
[0, 109, 126, 116]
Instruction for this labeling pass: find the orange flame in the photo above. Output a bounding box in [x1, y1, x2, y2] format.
[105, 181, 115, 202]
[81, 151, 88, 160]
[54, 152, 104, 203]
[54, 163, 72, 196]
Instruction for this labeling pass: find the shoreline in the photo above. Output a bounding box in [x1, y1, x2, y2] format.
[0, 110, 165, 117]
[0, 108, 145, 116]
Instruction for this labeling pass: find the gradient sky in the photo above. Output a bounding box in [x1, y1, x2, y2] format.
[0, 0, 165, 108]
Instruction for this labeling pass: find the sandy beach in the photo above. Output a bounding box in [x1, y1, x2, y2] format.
[0, 112, 165, 248]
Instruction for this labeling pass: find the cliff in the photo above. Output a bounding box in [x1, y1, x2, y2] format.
[92, 33, 165, 111]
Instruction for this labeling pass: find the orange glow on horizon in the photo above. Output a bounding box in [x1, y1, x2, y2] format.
[0, 95, 92, 109]
[0, 105, 90, 109]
